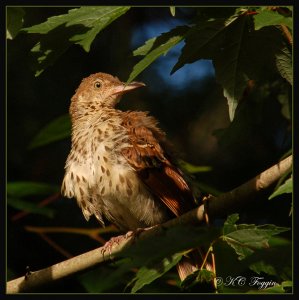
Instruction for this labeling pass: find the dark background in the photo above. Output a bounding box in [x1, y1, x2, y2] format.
[7, 7, 292, 292]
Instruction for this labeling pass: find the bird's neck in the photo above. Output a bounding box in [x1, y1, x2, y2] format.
[71, 107, 120, 127]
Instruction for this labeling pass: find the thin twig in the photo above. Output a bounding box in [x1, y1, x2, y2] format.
[11, 192, 61, 222]
[38, 233, 73, 258]
[25, 225, 118, 244]
[280, 24, 293, 45]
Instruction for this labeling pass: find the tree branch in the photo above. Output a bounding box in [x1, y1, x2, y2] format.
[6, 155, 292, 294]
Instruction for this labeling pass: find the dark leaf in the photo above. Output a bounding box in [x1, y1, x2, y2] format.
[130, 253, 182, 293]
[181, 269, 215, 290]
[7, 7, 25, 39]
[222, 214, 289, 260]
[7, 181, 60, 198]
[7, 197, 55, 218]
[29, 114, 71, 149]
[275, 45, 293, 85]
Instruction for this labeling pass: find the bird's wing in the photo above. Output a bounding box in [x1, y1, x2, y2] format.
[121, 111, 195, 217]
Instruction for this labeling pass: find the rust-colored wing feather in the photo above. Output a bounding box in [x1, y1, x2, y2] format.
[121, 111, 195, 217]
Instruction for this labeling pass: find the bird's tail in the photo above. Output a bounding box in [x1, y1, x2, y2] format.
[176, 248, 213, 285]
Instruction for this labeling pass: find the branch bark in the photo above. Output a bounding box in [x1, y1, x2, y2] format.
[6, 155, 292, 294]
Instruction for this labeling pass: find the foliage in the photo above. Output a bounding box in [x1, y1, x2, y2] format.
[7, 6, 292, 294]
[269, 176, 292, 200]
[6, 7, 25, 39]
[21, 6, 130, 76]
[7, 181, 59, 217]
[77, 215, 290, 293]
[28, 114, 71, 149]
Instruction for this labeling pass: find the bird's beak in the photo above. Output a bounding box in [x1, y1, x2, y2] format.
[112, 81, 146, 96]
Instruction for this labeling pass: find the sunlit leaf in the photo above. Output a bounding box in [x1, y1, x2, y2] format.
[254, 9, 292, 30]
[66, 6, 131, 51]
[170, 7, 175, 17]
[29, 114, 71, 149]
[23, 6, 130, 75]
[127, 26, 189, 83]
[269, 176, 292, 200]
[178, 160, 212, 174]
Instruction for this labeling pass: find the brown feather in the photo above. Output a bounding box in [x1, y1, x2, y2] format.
[121, 111, 195, 217]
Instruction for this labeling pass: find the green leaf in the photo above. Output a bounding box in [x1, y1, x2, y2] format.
[222, 220, 289, 260]
[178, 160, 212, 174]
[127, 26, 189, 83]
[249, 260, 276, 276]
[171, 18, 227, 74]
[30, 28, 76, 77]
[79, 258, 133, 293]
[172, 16, 249, 121]
[269, 176, 292, 200]
[66, 6, 131, 52]
[6, 7, 25, 39]
[7, 181, 60, 198]
[29, 114, 71, 149]
[80, 225, 220, 292]
[133, 37, 156, 57]
[23, 7, 130, 75]
[247, 280, 292, 293]
[181, 269, 215, 290]
[213, 16, 249, 121]
[254, 9, 293, 30]
[7, 180, 59, 219]
[275, 45, 292, 85]
[248, 237, 291, 280]
[23, 6, 130, 41]
[120, 225, 220, 266]
[7, 197, 55, 218]
[130, 253, 182, 293]
[173, 14, 291, 121]
[170, 7, 175, 17]
[223, 213, 239, 235]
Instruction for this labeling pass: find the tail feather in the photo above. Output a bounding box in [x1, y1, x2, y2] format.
[176, 248, 213, 282]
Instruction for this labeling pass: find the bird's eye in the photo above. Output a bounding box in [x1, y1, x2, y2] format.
[94, 81, 102, 89]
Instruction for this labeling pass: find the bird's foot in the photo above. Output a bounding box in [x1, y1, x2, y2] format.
[128, 224, 159, 243]
[100, 225, 158, 259]
[100, 234, 130, 259]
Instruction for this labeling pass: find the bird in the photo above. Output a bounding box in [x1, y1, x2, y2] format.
[61, 72, 203, 281]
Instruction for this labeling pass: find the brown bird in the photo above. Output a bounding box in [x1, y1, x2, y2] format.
[61, 72, 202, 281]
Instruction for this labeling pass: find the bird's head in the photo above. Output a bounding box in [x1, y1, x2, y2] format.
[70, 72, 145, 118]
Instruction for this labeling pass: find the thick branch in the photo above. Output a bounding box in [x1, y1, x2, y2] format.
[6, 155, 292, 294]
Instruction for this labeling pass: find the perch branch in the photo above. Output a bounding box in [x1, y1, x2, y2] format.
[6, 155, 292, 294]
